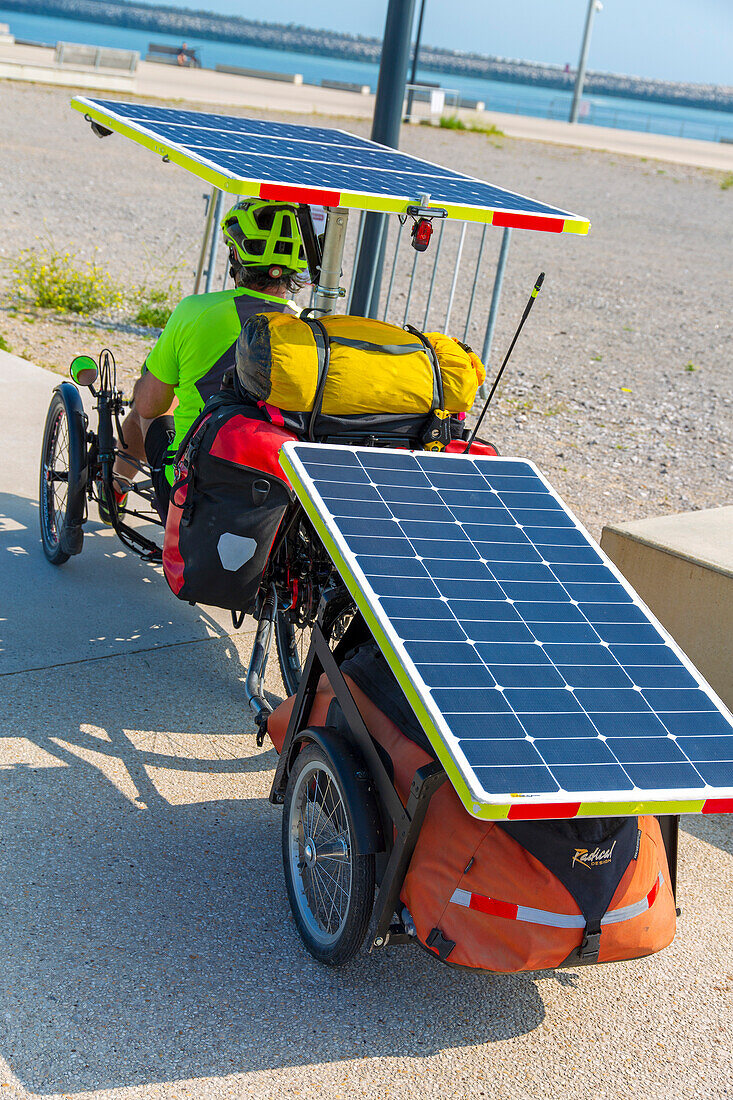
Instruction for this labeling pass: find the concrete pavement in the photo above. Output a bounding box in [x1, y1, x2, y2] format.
[0, 349, 731, 1100]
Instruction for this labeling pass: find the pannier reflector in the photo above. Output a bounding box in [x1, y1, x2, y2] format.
[450, 872, 663, 929]
[217, 532, 257, 571]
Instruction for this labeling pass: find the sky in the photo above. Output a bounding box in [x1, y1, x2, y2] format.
[168, 0, 733, 86]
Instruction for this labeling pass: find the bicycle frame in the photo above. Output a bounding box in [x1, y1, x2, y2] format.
[83, 350, 164, 561]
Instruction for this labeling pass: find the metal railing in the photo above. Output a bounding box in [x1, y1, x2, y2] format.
[196, 194, 514, 403]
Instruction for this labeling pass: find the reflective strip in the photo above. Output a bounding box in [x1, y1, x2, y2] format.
[449, 872, 664, 929]
[600, 872, 662, 925]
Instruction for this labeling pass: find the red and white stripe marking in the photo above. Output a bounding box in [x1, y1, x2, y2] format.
[450, 872, 663, 929]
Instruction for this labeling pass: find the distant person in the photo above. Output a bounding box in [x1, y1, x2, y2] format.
[177, 42, 189, 67]
[104, 200, 307, 523]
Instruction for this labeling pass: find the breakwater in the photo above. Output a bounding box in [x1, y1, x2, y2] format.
[4, 0, 733, 113]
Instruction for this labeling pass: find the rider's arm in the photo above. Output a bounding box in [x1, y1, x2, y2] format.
[132, 369, 176, 420]
[136, 298, 185, 419]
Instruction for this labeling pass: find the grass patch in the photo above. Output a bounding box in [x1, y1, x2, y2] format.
[12, 246, 123, 315]
[436, 114, 504, 137]
[133, 284, 178, 329]
[684, 361, 698, 372]
[0, 334, 12, 353]
[721, 173, 733, 191]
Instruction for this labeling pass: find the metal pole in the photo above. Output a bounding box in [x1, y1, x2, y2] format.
[382, 218, 405, 321]
[402, 246, 420, 326]
[204, 189, 224, 294]
[463, 224, 487, 343]
[570, 0, 601, 124]
[444, 223, 467, 332]
[193, 186, 217, 294]
[478, 227, 512, 396]
[405, 0, 427, 122]
[364, 216, 387, 319]
[314, 207, 349, 315]
[422, 218, 445, 329]
[346, 211, 366, 313]
[350, 0, 417, 317]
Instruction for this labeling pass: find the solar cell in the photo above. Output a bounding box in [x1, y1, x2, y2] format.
[72, 97, 590, 233]
[280, 442, 733, 820]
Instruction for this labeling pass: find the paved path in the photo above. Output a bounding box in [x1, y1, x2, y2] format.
[1, 41, 732, 172]
[0, 350, 731, 1099]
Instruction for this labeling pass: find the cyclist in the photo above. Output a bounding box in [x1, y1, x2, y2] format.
[107, 199, 307, 521]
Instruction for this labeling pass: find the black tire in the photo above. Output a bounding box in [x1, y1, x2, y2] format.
[39, 386, 88, 565]
[282, 743, 375, 965]
[275, 600, 355, 697]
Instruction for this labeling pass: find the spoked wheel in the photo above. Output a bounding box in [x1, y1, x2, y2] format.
[39, 387, 88, 564]
[283, 743, 375, 965]
[275, 597, 355, 696]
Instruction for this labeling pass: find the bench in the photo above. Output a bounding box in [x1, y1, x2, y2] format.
[601, 506, 733, 711]
[54, 42, 138, 73]
[146, 43, 200, 67]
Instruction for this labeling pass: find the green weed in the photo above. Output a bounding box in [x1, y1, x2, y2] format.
[133, 281, 180, 329]
[590, 353, 603, 361]
[0, 334, 11, 353]
[437, 115, 504, 137]
[12, 246, 123, 315]
[720, 173, 733, 191]
[684, 361, 698, 371]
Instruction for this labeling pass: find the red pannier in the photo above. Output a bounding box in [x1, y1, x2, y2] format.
[162, 399, 296, 611]
[268, 653, 677, 972]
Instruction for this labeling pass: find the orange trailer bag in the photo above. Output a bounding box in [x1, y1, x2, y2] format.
[268, 646, 676, 972]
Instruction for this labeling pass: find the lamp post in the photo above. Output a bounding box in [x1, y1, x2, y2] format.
[404, 0, 427, 122]
[350, 0, 417, 317]
[569, 0, 603, 124]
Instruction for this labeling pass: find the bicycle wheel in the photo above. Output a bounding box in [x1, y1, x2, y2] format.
[283, 742, 375, 965]
[275, 601, 355, 696]
[39, 386, 88, 564]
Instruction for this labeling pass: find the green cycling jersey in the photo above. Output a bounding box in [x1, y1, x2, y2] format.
[144, 286, 295, 483]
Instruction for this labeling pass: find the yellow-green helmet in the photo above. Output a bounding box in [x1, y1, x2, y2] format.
[221, 199, 308, 274]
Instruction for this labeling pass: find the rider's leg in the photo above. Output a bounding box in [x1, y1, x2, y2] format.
[113, 405, 147, 490]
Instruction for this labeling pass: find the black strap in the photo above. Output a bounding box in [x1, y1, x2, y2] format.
[405, 325, 444, 411]
[578, 919, 602, 962]
[329, 335, 426, 356]
[302, 316, 331, 442]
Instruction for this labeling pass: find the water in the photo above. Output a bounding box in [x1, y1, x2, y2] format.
[3, 8, 732, 144]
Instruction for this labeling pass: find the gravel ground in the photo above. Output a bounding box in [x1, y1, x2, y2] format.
[1, 83, 732, 539]
[0, 82, 732, 1100]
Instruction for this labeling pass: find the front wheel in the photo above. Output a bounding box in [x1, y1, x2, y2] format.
[39, 386, 88, 564]
[275, 596, 355, 697]
[283, 743, 375, 965]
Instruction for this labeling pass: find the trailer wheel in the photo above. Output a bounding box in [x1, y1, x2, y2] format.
[283, 742, 375, 965]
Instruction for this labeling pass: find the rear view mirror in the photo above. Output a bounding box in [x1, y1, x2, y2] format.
[70, 355, 98, 388]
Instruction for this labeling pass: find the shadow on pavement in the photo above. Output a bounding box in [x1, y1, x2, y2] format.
[0, 491, 243, 675]
[0, 665, 545, 1095]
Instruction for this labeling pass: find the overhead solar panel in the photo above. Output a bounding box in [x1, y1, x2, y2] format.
[280, 442, 733, 821]
[72, 97, 590, 234]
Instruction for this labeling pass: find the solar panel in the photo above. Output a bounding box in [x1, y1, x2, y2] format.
[280, 442, 733, 821]
[72, 97, 590, 234]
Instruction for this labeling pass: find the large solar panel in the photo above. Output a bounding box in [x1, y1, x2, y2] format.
[72, 97, 589, 234]
[280, 442, 733, 821]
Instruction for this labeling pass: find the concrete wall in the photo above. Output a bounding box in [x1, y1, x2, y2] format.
[601, 507, 733, 711]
